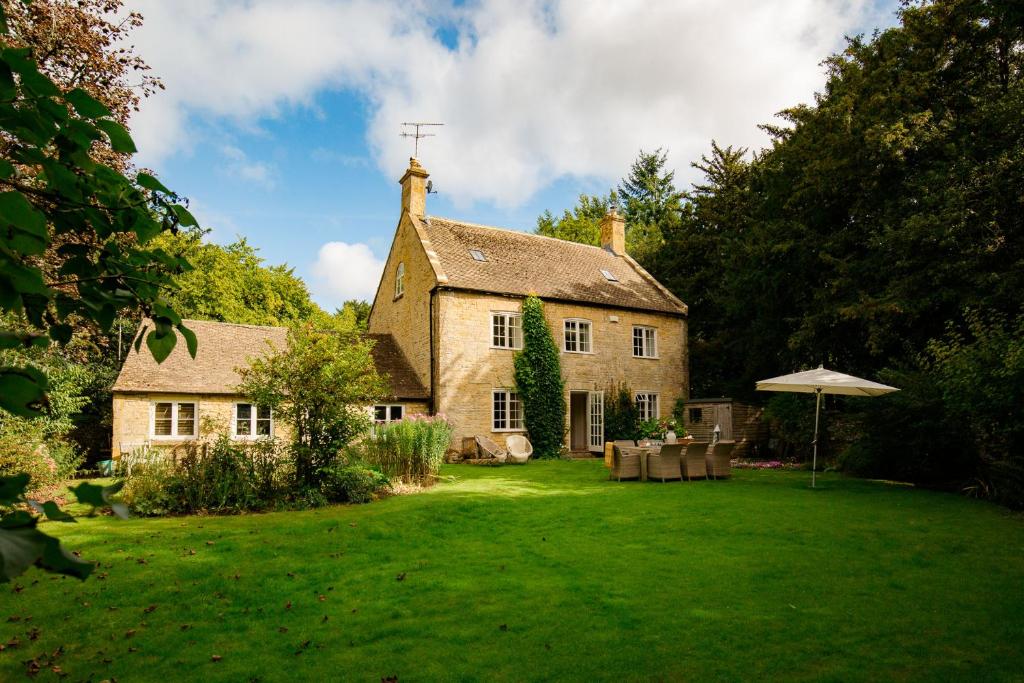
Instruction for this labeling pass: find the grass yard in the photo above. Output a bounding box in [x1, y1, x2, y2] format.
[2, 461, 1023, 682]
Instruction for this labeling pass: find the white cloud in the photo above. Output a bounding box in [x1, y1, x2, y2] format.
[220, 145, 277, 188]
[126, 0, 893, 205]
[311, 241, 385, 307]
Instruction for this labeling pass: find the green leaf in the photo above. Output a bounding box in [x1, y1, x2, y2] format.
[0, 190, 49, 255]
[133, 324, 147, 353]
[38, 534, 92, 580]
[171, 204, 198, 227]
[94, 119, 137, 153]
[65, 88, 112, 119]
[48, 324, 72, 345]
[27, 500, 76, 523]
[0, 158, 13, 179]
[20, 68, 60, 98]
[0, 365, 48, 417]
[0, 330, 46, 350]
[136, 172, 171, 194]
[0, 523, 47, 582]
[146, 327, 177, 363]
[0, 474, 30, 505]
[68, 482, 104, 507]
[0, 61, 14, 102]
[179, 323, 198, 359]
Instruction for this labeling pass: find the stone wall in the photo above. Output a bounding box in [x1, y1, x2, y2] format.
[112, 393, 430, 459]
[433, 290, 688, 451]
[367, 213, 436, 394]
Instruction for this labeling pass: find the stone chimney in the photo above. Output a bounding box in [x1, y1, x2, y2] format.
[399, 157, 430, 216]
[600, 206, 626, 255]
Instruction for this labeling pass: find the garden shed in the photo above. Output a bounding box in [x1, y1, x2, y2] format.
[682, 398, 768, 445]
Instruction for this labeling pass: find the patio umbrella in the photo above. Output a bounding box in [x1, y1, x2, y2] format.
[755, 366, 899, 487]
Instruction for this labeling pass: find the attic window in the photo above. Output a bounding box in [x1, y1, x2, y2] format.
[470, 249, 487, 262]
[600, 269, 618, 282]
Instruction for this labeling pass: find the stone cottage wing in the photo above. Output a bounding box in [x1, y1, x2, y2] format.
[112, 320, 428, 400]
[414, 216, 688, 316]
[112, 320, 288, 394]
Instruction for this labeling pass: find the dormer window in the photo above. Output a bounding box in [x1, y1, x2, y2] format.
[470, 249, 487, 262]
[395, 262, 405, 298]
[600, 269, 618, 282]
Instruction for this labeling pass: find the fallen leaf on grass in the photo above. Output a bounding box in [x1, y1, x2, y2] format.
[278, 627, 288, 634]
[285, 601, 292, 610]
[210, 655, 222, 663]
[499, 624, 508, 632]
[395, 573, 406, 582]
[143, 605, 157, 614]
[125, 630, 136, 639]
[317, 594, 326, 602]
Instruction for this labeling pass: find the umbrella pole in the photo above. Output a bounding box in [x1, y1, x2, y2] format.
[812, 388, 822, 488]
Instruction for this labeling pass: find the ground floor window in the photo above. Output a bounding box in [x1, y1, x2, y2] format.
[492, 389, 524, 431]
[373, 404, 404, 425]
[635, 392, 659, 422]
[152, 401, 196, 438]
[234, 403, 273, 437]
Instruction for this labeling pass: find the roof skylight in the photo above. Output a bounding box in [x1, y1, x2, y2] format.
[600, 269, 619, 282]
[470, 249, 487, 262]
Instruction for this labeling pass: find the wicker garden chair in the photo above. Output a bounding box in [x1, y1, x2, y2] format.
[706, 440, 736, 479]
[475, 435, 508, 463]
[506, 435, 533, 464]
[614, 439, 636, 447]
[609, 445, 642, 481]
[646, 443, 684, 482]
[681, 441, 709, 480]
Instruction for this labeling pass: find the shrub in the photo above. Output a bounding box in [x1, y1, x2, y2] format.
[321, 463, 389, 504]
[604, 382, 640, 441]
[513, 296, 566, 458]
[360, 415, 453, 483]
[0, 434, 61, 491]
[119, 437, 294, 515]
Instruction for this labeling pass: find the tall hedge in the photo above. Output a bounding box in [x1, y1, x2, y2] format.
[514, 296, 566, 458]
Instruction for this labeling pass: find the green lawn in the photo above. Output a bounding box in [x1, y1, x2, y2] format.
[2, 462, 1023, 682]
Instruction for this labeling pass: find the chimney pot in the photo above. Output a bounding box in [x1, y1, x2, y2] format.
[600, 207, 626, 255]
[399, 157, 430, 216]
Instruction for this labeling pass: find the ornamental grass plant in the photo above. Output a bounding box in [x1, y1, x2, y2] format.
[360, 415, 453, 483]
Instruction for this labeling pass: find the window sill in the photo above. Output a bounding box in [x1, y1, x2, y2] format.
[632, 355, 660, 360]
[492, 428, 526, 433]
[490, 346, 522, 351]
[563, 350, 595, 355]
[150, 435, 197, 441]
[393, 293, 404, 302]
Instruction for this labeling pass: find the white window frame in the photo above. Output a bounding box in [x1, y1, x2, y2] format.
[490, 311, 523, 350]
[635, 392, 660, 422]
[563, 318, 593, 354]
[492, 389, 524, 432]
[232, 402, 274, 439]
[394, 262, 405, 298]
[372, 404, 405, 425]
[150, 401, 198, 440]
[632, 325, 658, 358]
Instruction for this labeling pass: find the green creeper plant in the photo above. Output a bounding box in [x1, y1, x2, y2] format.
[0, 5, 197, 581]
[513, 296, 565, 458]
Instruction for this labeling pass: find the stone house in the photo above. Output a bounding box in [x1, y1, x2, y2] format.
[110, 320, 428, 457]
[110, 158, 689, 457]
[367, 158, 689, 454]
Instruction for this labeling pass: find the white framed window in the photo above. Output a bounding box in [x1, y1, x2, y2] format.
[151, 401, 197, 439]
[632, 325, 658, 358]
[563, 319, 593, 353]
[491, 312, 522, 349]
[635, 392, 660, 421]
[373, 404, 404, 425]
[395, 262, 405, 298]
[492, 389, 524, 431]
[234, 403, 273, 438]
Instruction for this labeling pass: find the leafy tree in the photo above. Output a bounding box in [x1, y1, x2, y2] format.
[513, 296, 565, 458]
[0, 6, 193, 581]
[617, 148, 684, 260]
[238, 325, 386, 488]
[154, 232, 326, 327]
[535, 193, 612, 246]
[603, 382, 640, 442]
[336, 299, 371, 332]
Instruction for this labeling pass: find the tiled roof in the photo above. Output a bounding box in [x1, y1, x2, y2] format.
[415, 216, 687, 315]
[112, 320, 428, 400]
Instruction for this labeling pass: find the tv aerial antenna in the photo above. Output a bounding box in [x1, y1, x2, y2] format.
[400, 122, 443, 157]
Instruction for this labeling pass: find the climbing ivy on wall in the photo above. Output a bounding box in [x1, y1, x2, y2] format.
[513, 296, 565, 459]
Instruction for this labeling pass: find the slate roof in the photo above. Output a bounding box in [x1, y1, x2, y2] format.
[112, 320, 428, 400]
[414, 216, 687, 316]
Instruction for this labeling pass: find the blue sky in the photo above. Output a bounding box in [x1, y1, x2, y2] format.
[127, 0, 900, 310]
